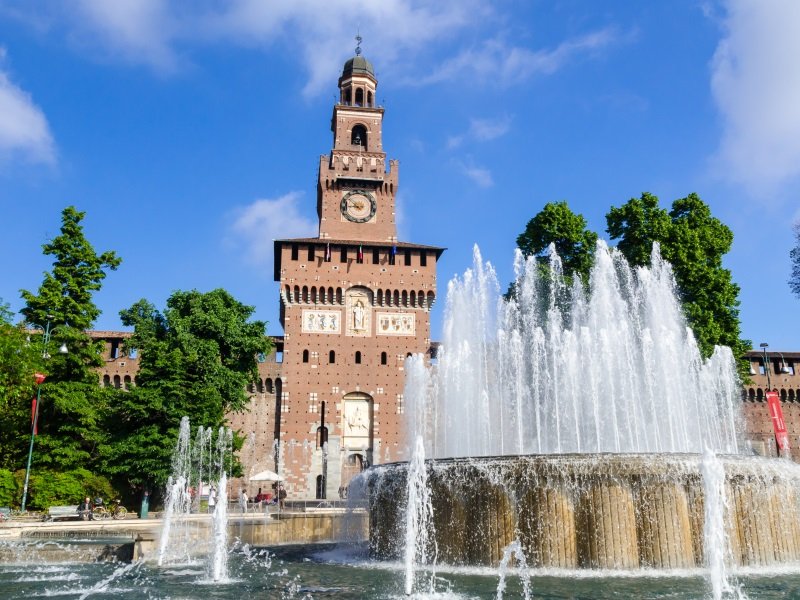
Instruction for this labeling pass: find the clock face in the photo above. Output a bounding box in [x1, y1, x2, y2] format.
[341, 190, 377, 223]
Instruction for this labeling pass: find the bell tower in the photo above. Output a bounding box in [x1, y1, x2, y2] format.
[317, 37, 398, 242]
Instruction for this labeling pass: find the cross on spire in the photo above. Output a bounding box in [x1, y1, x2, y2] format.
[355, 32, 362, 56]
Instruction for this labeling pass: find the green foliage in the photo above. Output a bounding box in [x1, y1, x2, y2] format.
[20, 206, 121, 385]
[106, 289, 270, 491]
[790, 222, 800, 299]
[15, 468, 117, 510]
[0, 469, 17, 506]
[0, 300, 43, 410]
[516, 201, 599, 283]
[606, 193, 750, 370]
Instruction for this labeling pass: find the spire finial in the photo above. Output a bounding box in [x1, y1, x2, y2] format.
[355, 31, 362, 56]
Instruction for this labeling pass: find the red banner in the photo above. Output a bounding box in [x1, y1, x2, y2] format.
[31, 397, 38, 435]
[766, 390, 790, 452]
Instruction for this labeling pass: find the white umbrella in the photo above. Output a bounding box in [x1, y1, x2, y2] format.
[250, 469, 282, 482]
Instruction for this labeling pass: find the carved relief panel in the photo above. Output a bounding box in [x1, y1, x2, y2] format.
[376, 312, 415, 336]
[302, 309, 342, 334]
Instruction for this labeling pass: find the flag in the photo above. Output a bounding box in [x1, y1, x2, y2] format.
[390, 245, 397, 264]
[358, 244, 363, 262]
[325, 243, 331, 261]
[31, 397, 38, 435]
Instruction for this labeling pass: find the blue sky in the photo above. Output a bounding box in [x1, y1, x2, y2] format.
[1, 1, 798, 350]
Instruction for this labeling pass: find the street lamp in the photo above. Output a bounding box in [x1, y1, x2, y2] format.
[760, 342, 771, 391]
[778, 352, 792, 375]
[20, 317, 68, 512]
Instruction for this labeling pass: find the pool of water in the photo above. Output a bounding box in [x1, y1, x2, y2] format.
[2, 543, 800, 599]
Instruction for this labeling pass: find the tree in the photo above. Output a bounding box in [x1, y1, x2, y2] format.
[516, 201, 599, 282]
[105, 289, 271, 493]
[0, 301, 43, 470]
[16, 206, 121, 476]
[21, 206, 121, 384]
[606, 193, 750, 366]
[790, 222, 800, 298]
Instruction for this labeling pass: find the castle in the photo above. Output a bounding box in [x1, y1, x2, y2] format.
[89, 51, 800, 499]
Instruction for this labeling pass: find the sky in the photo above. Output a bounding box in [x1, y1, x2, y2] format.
[1, 0, 798, 351]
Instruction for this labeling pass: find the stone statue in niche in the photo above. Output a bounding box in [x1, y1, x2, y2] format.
[346, 287, 371, 336]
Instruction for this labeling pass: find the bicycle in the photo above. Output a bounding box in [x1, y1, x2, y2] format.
[91, 499, 128, 520]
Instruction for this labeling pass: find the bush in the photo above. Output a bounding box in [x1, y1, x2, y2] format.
[0, 469, 16, 507]
[13, 468, 119, 510]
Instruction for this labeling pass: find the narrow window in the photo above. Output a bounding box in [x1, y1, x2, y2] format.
[291, 244, 299, 260]
[113, 375, 121, 389]
[303, 349, 309, 363]
[329, 350, 336, 364]
[420, 252, 427, 267]
[373, 248, 380, 264]
[308, 246, 315, 261]
[355, 88, 364, 107]
[404, 251, 411, 266]
[103, 374, 111, 387]
[355, 351, 362, 364]
[340, 246, 348, 263]
[381, 352, 387, 365]
[111, 340, 120, 359]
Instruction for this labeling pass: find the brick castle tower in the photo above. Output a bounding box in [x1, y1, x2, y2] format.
[268, 44, 444, 499]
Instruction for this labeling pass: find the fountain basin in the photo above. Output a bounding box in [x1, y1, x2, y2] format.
[366, 453, 800, 570]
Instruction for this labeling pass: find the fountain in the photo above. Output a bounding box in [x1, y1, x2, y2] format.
[157, 417, 233, 582]
[366, 243, 800, 585]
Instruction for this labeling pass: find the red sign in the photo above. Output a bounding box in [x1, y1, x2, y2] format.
[766, 391, 791, 452]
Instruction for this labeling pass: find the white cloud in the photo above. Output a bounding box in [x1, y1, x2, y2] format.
[448, 115, 512, 149]
[0, 56, 55, 165]
[227, 192, 317, 272]
[710, 0, 800, 192]
[416, 28, 621, 87]
[454, 159, 493, 188]
[74, 0, 178, 73]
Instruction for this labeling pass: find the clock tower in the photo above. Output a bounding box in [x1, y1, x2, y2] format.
[271, 42, 443, 500]
[317, 46, 398, 243]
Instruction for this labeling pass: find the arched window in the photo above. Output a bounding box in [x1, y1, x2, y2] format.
[781, 389, 788, 401]
[303, 349, 310, 363]
[266, 378, 274, 394]
[381, 352, 387, 365]
[311, 287, 317, 304]
[748, 388, 755, 401]
[351, 124, 367, 148]
[355, 88, 364, 107]
[757, 388, 764, 401]
[427, 291, 435, 307]
[410, 291, 416, 307]
[789, 389, 796, 402]
[113, 375, 121, 389]
[302, 286, 309, 303]
[344, 88, 352, 105]
[394, 290, 400, 306]
[123, 375, 132, 390]
[367, 90, 373, 107]
[402, 290, 408, 307]
[329, 350, 336, 364]
[257, 379, 264, 393]
[355, 351, 362, 364]
[248, 382, 255, 393]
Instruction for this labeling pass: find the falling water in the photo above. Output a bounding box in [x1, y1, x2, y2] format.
[157, 418, 233, 580]
[157, 417, 193, 566]
[424, 242, 742, 458]
[403, 355, 437, 595]
[495, 540, 530, 600]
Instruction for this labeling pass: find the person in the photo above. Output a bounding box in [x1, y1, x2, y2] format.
[254, 487, 263, 507]
[240, 488, 248, 513]
[278, 485, 287, 510]
[207, 486, 216, 514]
[78, 496, 93, 521]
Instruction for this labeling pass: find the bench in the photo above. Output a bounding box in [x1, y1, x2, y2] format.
[44, 505, 81, 521]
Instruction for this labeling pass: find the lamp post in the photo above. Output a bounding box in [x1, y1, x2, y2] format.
[20, 317, 67, 512]
[760, 342, 771, 391]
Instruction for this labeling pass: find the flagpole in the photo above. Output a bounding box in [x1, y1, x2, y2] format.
[20, 317, 66, 513]
[20, 318, 53, 513]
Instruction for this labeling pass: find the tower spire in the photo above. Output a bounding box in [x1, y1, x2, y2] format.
[355, 31, 362, 57]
